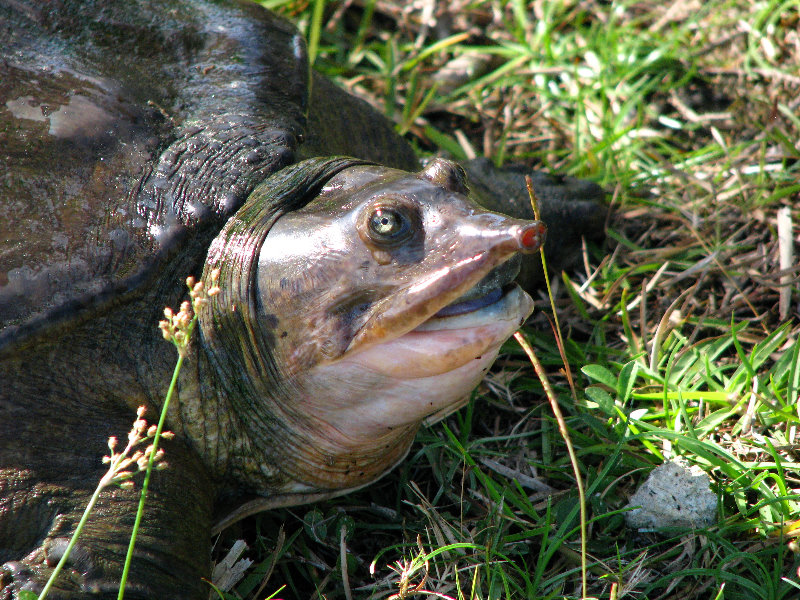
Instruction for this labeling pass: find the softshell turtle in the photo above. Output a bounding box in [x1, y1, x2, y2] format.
[0, 1, 604, 597]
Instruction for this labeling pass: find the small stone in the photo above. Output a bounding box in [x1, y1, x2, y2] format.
[624, 459, 717, 531]
[431, 53, 493, 95]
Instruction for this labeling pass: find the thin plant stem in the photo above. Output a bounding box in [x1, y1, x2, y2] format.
[117, 275, 211, 598]
[307, 0, 326, 64]
[514, 331, 588, 598]
[117, 349, 187, 600]
[525, 175, 578, 402]
[37, 486, 105, 600]
[35, 275, 210, 600]
[37, 424, 148, 600]
[518, 174, 588, 598]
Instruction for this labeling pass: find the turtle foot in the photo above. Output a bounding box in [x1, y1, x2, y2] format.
[0, 560, 40, 600]
[0, 538, 133, 600]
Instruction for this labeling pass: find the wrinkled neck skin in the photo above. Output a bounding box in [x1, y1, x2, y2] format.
[190, 161, 545, 530]
[164, 316, 420, 530]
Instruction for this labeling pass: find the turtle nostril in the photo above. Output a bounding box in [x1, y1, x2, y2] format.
[517, 221, 547, 253]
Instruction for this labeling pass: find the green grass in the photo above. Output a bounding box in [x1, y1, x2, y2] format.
[211, 1, 800, 598]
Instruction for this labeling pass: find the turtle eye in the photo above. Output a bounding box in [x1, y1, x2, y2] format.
[367, 207, 411, 244]
[357, 199, 421, 260]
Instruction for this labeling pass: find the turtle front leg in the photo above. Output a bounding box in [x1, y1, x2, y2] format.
[0, 438, 214, 600]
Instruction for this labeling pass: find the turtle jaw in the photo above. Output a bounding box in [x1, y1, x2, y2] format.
[341, 282, 533, 381]
[211, 280, 532, 521]
[302, 282, 533, 451]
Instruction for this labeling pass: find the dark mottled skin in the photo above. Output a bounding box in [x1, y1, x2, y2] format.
[0, 1, 604, 597]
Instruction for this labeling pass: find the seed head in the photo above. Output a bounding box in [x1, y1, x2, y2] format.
[161, 272, 221, 353]
[208, 269, 222, 296]
[100, 407, 172, 491]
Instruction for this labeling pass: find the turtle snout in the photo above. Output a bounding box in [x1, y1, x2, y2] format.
[514, 221, 547, 254]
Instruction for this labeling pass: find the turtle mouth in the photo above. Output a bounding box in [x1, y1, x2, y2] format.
[432, 286, 505, 318]
[341, 252, 527, 359]
[425, 254, 522, 320]
[340, 281, 533, 381]
[414, 283, 528, 333]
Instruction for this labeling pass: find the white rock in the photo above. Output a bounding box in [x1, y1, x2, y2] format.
[624, 459, 717, 531]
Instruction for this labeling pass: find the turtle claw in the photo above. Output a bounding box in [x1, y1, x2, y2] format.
[42, 538, 95, 576]
[1, 561, 41, 600]
[0, 539, 109, 600]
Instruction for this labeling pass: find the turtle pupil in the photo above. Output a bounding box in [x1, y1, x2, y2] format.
[363, 204, 416, 249]
[371, 210, 401, 237]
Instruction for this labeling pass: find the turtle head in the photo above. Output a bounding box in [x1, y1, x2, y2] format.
[199, 157, 545, 509]
[257, 158, 545, 375]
